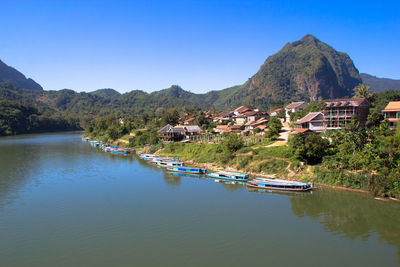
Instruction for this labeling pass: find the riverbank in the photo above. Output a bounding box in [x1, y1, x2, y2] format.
[84, 132, 400, 201]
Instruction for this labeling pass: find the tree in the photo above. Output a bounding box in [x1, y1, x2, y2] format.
[289, 132, 330, 164]
[223, 134, 244, 153]
[161, 108, 180, 125]
[353, 84, 372, 100]
[267, 116, 283, 139]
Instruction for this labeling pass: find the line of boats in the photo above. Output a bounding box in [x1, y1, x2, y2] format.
[138, 153, 313, 192]
[84, 137, 314, 192]
[84, 138, 135, 155]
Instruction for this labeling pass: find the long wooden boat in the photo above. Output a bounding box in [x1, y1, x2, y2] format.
[247, 178, 313, 191]
[208, 171, 249, 181]
[167, 166, 207, 174]
[157, 161, 184, 167]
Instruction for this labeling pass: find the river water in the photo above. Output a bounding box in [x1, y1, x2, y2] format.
[0, 132, 399, 266]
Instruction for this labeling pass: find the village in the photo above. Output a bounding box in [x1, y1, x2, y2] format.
[156, 97, 400, 143]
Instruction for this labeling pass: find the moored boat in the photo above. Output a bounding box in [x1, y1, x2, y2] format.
[167, 166, 207, 174]
[157, 161, 184, 167]
[208, 171, 249, 181]
[247, 178, 313, 191]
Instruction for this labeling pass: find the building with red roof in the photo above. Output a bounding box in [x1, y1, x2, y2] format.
[322, 98, 370, 129]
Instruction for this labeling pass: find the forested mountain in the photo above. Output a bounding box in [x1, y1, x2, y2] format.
[0, 60, 42, 90]
[360, 73, 400, 92]
[220, 34, 361, 108]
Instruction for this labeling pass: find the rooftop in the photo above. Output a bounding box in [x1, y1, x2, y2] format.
[295, 112, 323, 124]
[292, 128, 313, 134]
[383, 101, 400, 112]
[323, 98, 369, 108]
[285, 102, 305, 110]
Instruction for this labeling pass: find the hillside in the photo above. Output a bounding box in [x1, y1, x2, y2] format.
[220, 34, 361, 109]
[360, 73, 400, 92]
[0, 59, 43, 90]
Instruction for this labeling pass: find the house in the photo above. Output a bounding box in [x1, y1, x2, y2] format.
[383, 101, 400, 130]
[229, 125, 245, 133]
[269, 108, 282, 117]
[214, 125, 231, 134]
[245, 118, 269, 132]
[213, 111, 233, 124]
[184, 117, 195, 125]
[183, 125, 202, 136]
[234, 115, 247, 125]
[243, 111, 269, 123]
[233, 106, 253, 116]
[158, 124, 202, 141]
[158, 124, 186, 141]
[285, 102, 307, 121]
[295, 112, 324, 132]
[322, 98, 370, 129]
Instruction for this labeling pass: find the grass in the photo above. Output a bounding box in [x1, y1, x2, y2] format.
[161, 142, 294, 177]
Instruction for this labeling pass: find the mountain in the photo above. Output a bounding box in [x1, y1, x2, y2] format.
[0, 59, 43, 90]
[360, 73, 400, 92]
[215, 34, 361, 109]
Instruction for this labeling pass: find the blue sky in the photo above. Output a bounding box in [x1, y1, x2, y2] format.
[0, 0, 399, 93]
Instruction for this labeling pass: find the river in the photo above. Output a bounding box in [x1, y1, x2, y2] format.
[0, 132, 399, 266]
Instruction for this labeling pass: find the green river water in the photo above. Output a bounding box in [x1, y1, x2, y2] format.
[0, 132, 399, 266]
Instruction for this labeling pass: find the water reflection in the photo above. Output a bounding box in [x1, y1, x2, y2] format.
[214, 179, 246, 192]
[289, 187, 400, 262]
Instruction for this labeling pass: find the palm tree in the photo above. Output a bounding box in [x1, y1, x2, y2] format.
[353, 84, 372, 99]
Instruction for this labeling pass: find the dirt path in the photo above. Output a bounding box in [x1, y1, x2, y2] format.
[266, 120, 291, 147]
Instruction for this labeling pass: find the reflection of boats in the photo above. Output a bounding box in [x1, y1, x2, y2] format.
[167, 166, 207, 174]
[208, 171, 249, 181]
[171, 172, 202, 179]
[214, 179, 246, 185]
[247, 178, 313, 191]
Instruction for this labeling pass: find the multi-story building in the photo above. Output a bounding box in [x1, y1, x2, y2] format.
[322, 98, 370, 129]
[383, 101, 400, 130]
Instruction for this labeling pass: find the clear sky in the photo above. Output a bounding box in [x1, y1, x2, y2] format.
[0, 0, 399, 93]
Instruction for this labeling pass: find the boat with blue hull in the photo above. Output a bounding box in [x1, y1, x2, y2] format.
[167, 166, 207, 174]
[247, 178, 313, 191]
[208, 171, 249, 181]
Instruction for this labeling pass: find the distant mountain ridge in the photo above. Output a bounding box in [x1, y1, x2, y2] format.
[360, 73, 400, 92]
[0, 59, 43, 90]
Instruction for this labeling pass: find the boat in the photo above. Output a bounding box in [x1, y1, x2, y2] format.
[157, 161, 184, 167]
[247, 178, 313, 191]
[207, 171, 249, 181]
[167, 166, 207, 174]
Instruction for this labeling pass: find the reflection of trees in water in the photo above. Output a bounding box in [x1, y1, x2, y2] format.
[218, 180, 246, 192]
[289, 187, 400, 263]
[163, 172, 182, 187]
